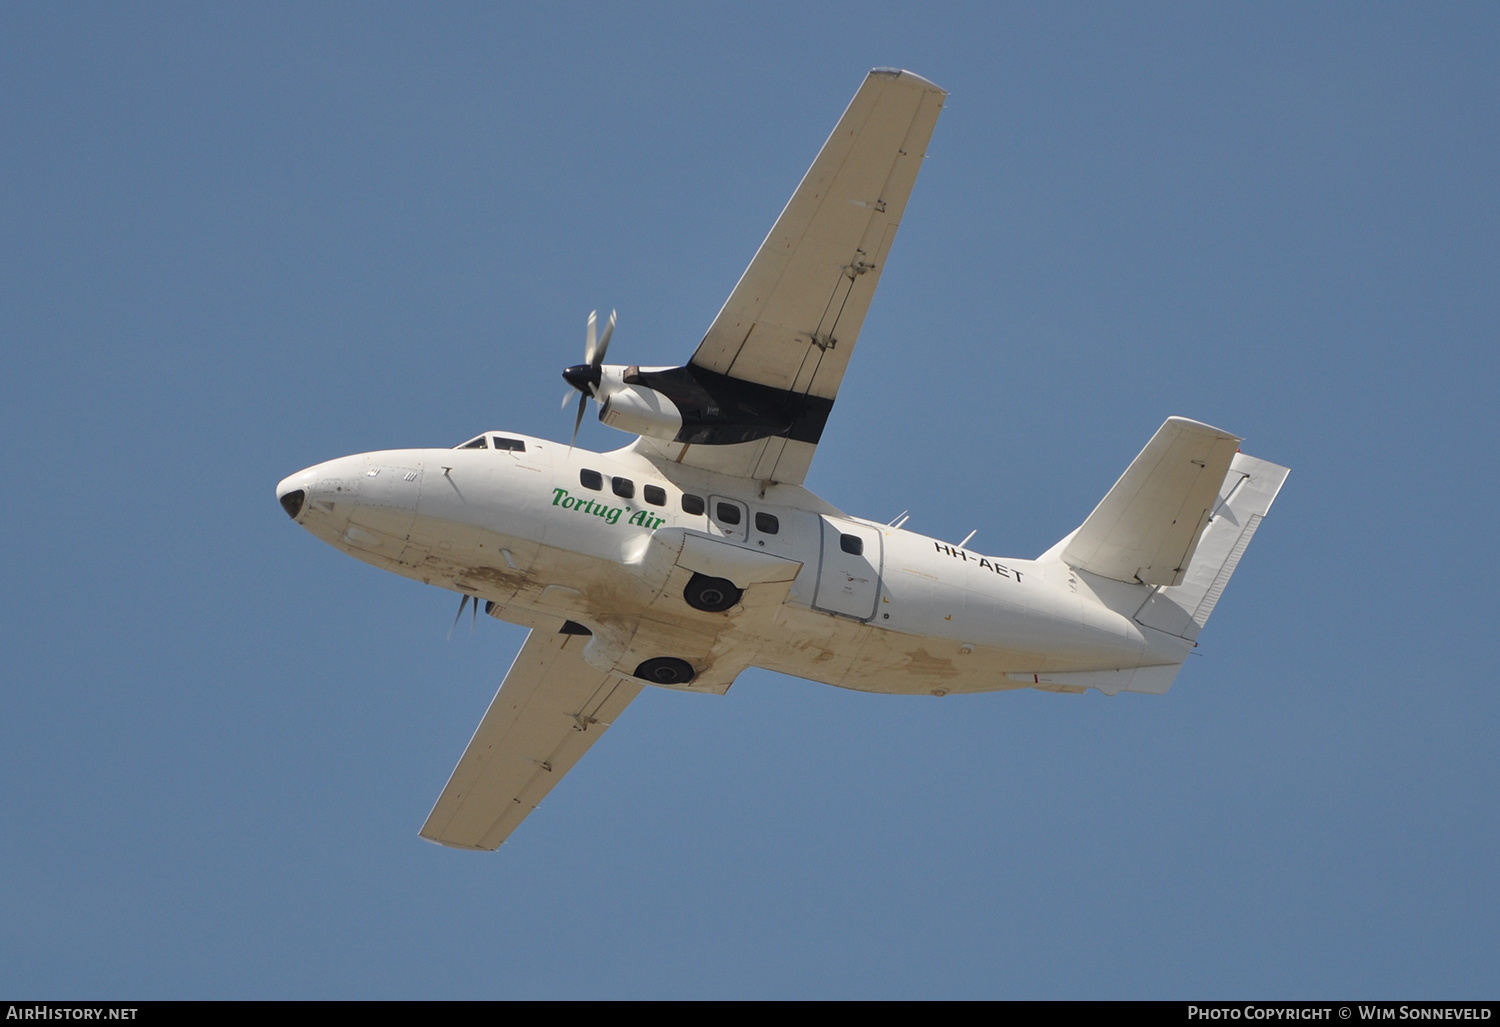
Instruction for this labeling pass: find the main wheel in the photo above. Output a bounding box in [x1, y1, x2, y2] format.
[683, 573, 742, 613]
[634, 657, 696, 685]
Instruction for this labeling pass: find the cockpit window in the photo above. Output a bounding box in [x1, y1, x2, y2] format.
[456, 435, 488, 449]
[491, 436, 525, 452]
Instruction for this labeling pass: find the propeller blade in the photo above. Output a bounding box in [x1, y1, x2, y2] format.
[471, 594, 478, 633]
[594, 309, 616, 367]
[447, 594, 470, 641]
[570, 392, 587, 450]
[562, 389, 576, 409]
[566, 307, 616, 446]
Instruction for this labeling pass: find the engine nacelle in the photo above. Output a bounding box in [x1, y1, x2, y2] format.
[599, 383, 684, 441]
[574, 362, 828, 446]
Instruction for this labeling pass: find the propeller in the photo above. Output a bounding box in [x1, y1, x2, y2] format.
[562, 308, 616, 448]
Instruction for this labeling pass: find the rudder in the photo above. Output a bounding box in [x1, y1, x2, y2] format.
[1132, 452, 1289, 641]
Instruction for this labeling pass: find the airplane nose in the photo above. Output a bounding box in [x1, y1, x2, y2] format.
[279, 489, 305, 520]
[276, 470, 316, 522]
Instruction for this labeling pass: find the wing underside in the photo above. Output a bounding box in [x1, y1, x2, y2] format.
[635, 68, 946, 485]
[420, 624, 643, 851]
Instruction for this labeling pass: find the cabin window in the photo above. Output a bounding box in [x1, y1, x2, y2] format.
[681, 494, 705, 516]
[644, 485, 666, 507]
[839, 533, 863, 556]
[457, 435, 488, 449]
[612, 477, 634, 499]
[715, 502, 742, 526]
[580, 469, 603, 490]
[755, 512, 779, 534]
[491, 436, 525, 452]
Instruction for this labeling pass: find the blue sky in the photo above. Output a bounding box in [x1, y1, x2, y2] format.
[2, 3, 1496, 998]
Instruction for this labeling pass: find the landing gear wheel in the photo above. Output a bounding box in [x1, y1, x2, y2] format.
[683, 573, 742, 613]
[634, 657, 696, 685]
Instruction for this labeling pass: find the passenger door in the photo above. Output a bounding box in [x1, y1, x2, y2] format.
[812, 517, 884, 621]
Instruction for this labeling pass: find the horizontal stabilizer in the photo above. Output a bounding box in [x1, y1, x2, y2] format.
[1061, 417, 1242, 586]
[1007, 664, 1185, 696]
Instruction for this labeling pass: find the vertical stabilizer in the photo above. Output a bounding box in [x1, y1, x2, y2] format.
[1061, 417, 1244, 587]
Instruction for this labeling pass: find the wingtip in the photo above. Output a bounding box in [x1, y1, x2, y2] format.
[869, 67, 946, 94]
[418, 829, 498, 852]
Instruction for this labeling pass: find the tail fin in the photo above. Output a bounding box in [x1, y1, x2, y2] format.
[1061, 417, 1244, 587]
[1131, 452, 1289, 641]
[1033, 421, 1289, 697]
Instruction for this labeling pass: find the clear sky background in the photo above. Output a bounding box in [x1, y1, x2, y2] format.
[2, 2, 1496, 999]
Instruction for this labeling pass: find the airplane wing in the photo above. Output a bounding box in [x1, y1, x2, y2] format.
[419, 623, 643, 851]
[632, 68, 946, 486]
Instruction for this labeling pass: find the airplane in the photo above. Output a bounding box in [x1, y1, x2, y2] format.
[275, 69, 1288, 851]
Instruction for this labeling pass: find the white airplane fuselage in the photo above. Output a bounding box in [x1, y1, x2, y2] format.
[278, 432, 1191, 699]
